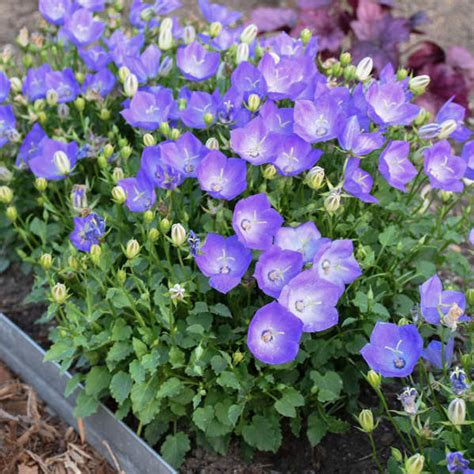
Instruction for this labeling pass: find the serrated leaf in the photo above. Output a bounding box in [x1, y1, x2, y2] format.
[129, 360, 146, 384]
[274, 388, 304, 418]
[110, 371, 132, 404]
[64, 374, 82, 398]
[216, 371, 240, 390]
[228, 403, 245, 426]
[193, 406, 214, 432]
[242, 415, 282, 452]
[157, 378, 184, 399]
[311, 371, 343, 403]
[209, 303, 232, 318]
[161, 433, 190, 468]
[132, 337, 148, 358]
[85, 367, 111, 397]
[106, 341, 133, 365]
[307, 413, 327, 446]
[73, 391, 99, 418]
[106, 288, 131, 309]
[112, 319, 132, 341]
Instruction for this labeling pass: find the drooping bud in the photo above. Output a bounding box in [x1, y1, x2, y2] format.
[53, 151, 71, 175]
[262, 164, 277, 180]
[404, 454, 424, 474]
[240, 24, 258, 44]
[247, 93, 261, 113]
[125, 239, 141, 259]
[205, 137, 219, 150]
[236, 43, 249, 64]
[40, 253, 53, 271]
[124, 73, 138, 97]
[112, 167, 124, 182]
[448, 398, 466, 426]
[5, 205, 17, 222]
[355, 57, 373, 81]
[438, 119, 457, 139]
[209, 22, 222, 38]
[183, 25, 196, 44]
[112, 185, 127, 204]
[300, 28, 312, 45]
[0, 185, 13, 204]
[366, 370, 381, 390]
[358, 409, 375, 433]
[305, 166, 325, 190]
[171, 223, 186, 247]
[51, 283, 68, 304]
[143, 133, 156, 147]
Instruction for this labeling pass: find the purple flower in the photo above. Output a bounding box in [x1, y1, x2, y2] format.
[28, 138, 78, 180]
[69, 212, 106, 252]
[378, 140, 417, 192]
[419, 275, 468, 328]
[195, 233, 252, 294]
[140, 145, 184, 190]
[118, 171, 156, 212]
[365, 82, 419, 126]
[82, 68, 116, 98]
[197, 151, 247, 200]
[279, 270, 340, 332]
[360, 322, 423, 378]
[39, 0, 72, 25]
[294, 96, 345, 144]
[23, 65, 53, 101]
[273, 134, 322, 177]
[232, 193, 284, 250]
[422, 338, 454, 370]
[231, 62, 267, 101]
[198, 0, 241, 26]
[176, 42, 220, 82]
[338, 116, 385, 156]
[64, 8, 105, 46]
[254, 247, 303, 298]
[275, 222, 324, 263]
[0, 72, 10, 103]
[312, 239, 361, 293]
[344, 158, 378, 204]
[123, 44, 162, 83]
[217, 87, 250, 127]
[121, 89, 174, 130]
[106, 30, 145, 67]
[259, 101, 294, 135]
[470, 227, 474, 246]
[247, 302, 303, 365]
[436, 98, 472, 142]
[188, 230, 201, 257]
[450, 368, 469, 396]
[45, 69, 81, 103]
[180, 90, 219, 129]
[16, 123, 47, 168]
[0, 106, 16, 149]
[423, 140, 466, 192]
[461, 140, 474, 180]
[447, 452, 471, 473]
[79, 46, 111, 71]
[160, 131, 206, 178]
[77, 0, 105, 11]
[230, 117, 279, 166]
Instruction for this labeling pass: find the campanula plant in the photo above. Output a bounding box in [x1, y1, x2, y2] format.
[0, 0, 472, 469]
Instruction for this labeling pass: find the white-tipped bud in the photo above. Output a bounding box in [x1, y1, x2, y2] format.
[240, 24, 258, 44]
[0, 166, 13, 182]
[247, 93, 261, 113]
[118, 66, 131, 83]
[124, 73, 138, 98]
[209, 22, 222, 38]
[324, 189, 341, 213]
[358, 409, 375, 433]
[355, 57, 373, 81]
[51, 283, 68, 304]
[236, 43, 249, 64]
[448, 398, 466, 426]
[305, 166, 325, 190]
[159, 28, 173, 50]
[143, 133, 156, 147]
[112, 185, 127, 204]
[160, 17, 173, 33]
[53, 151, 71, 175]
[0, 185, 13, 204]
[300, 28, 312, 45]
[438, 119, 457, 139]
[125, 239, 140, 259]
[112, 167, 124, 182]
[39, 253, 53, 271]
[183, 25, 196, 44]
[10, 77, 22, 93]
[409, 74, 430, 94]
[171, 223, 186, 247]
[205, 137, 219, 150]
[405, 454, 424, 474]
[158, 57, 174, 77]
[46, 89, 58, 106]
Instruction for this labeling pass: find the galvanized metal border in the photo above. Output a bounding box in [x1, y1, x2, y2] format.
[0, 313, 176, 474]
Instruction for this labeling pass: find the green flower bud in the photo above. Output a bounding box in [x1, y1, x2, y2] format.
[148, 228, 160, 242]
[466, 288, 474, 306]
[300, 28, 312, 45]
[40, 253, 53, 271]
[74, 97, 85, 112]
[121, 145, 132, 160]
[118, 66, 130, 83]
[358, 409, 375, 433]
[398, 317, 411, 326]
[324, 190, 341, 213]
[367, 370, 382, 390]
[75, 72, 85, 84]
[203, 112, 214, 127]
[209, 21, 222, 38]
[171, 223, 186, 247]
[143, 210, 154, 224]
[51, 283, 68, 304]
[5, 205, 17, 222]
[247, 93, 261, 113]
[438, 119, 457, 139]
[391, 447, 403, 462]
[23, 54, 33, 68]
[159, 121, 170, 137]
[104, 144, 114, 158]
[68, 256, 79, 271]
[236, 42, 249, 64]
[170, 128, 181, 140]
[262, 164, 277, 180]
[233, 351, 244, 364]
[440, 190, 453, 202]
[90, 244, 102, 265]
[205, 137, 219, 150]
[125, 239, 141, 259]
[409, 75, 430, 95]
[34, 178, 48, 192]
[143, 133, 156, 147]
[396, 68, 408, 81]
[448, 398, 466, 426]
[117, 269, 127, 285]
[46, 89, 58, 106]
[112, 167, 124, 182]
[414, 108, 430, 126]
[305, 166, 325, 190]
[10, 77, 23, 93]
[240, 24, 258, 44]
[112, 185, 127, 204]
[100, 108, 111, 121]
[97, 154, 108, 169]
[331, 62, 342, 77]
[178, 98, 187, 110]
[343, 64, 357, 81]
[124, 73, 138, 97]
[0, 185, 13, 204]
[404, 454, 424, 474]
[340, 51, 351, 66]
[160, 218, 171, 234]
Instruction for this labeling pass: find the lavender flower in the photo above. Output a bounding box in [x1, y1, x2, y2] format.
[76, 0, 105, 11]
[16, 123, 47, 167]
[397, 387, 418, 415]
[177, 41, 220, 82]
[461, 140, 474, 180]
[231, 62, 267, 101]
[195, 233, 252, 294]
[39, 0, 72, 25]
[118, 171, 156, 212]
[312, 239, 361, 293]
[105, 30, 144, 67]
[247, 302, 303, 365]
[123, 44, 162, 83]
[188, 230, 201, 257]
[0, 72, 10, 103]
[45, 68, 81, 103]
[140, 145, 184, 190]
[450, 368, 470, 396]
[0, 106, 16, 149]
[279, 270, 340, 332]
[180, 90, 219, 129]
[423, 140, 467, 192]
[232, 193, 284, 250]
[274, 222, 324, 263]
[64, 8, 105, 46]
[422, 338, 454, 370]
[259, 101, 294, 135]
[436, 99, 472, 142]
[69, 212, 106, 252]
[344, 158, 378, 204]
[360, 322, 423, 378]
[446, 452, 471, 473]
[79, 45, 111, 71]
[338, 116, 385, 156]
[197, 151, 247, 200]
[254, 247, 303, 298]
[23, 65, 53, 101]
[198, 0, 241, 26]
[82, 68, 116, 98]
[71, 184, 88, 213]
[378, 140, 417, 192]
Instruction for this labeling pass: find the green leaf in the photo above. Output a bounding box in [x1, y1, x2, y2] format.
[209, 303, 232, 318]
[129, 360, 146, 384]
[379, 225, 398, 247]
[110, 371, 132, 404]
[64, 374, 82, 398]
[210, 355, 227, 374]
[157, 378, 184, 399]
[106, 341, 133, 365]
[44, 341, 76, 363]
[311, 371, 343, 403]
[85, 366, 111, 397]
[193, 406, 214, 432]
[307, 413, 327, 447]
[161, 433, 190, 468]
[216, 371, 240, 390]
[73, 391, 99, 418]
[132, 337, 148, 359]
[274, 388, 305, 418]
[242, 415, 282, 452]
[228, 403, 245, 426]
[106, 288, 131, 309]
[112, 319, 132, 341]
[29, 217, 47, 244]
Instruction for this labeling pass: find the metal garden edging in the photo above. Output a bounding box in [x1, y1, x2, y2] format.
[0, 313, 176, 474]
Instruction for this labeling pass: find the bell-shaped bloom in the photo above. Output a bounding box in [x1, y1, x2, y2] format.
[140, 145, 184, 190]
[177, 42, 220, 82]
[123, 44, 162, 83]
[180, 90, 219, 129]
[79, 45, 111, 71]
[69, 212, 106, 252]
[198, 0, 241, 26]
[16, 123, 47, 168]
[0, 106, 16, 149]
[378, 140, 417, 192]
[230, 116, 279, 165]
[217, 87, 250, 128]
[259, 101, 294, 135]
[360, 322, 423, 378]
[436, 98, 472, 143]
[419, 275, 469, 328]
[231, 62, 267, 100]
[39, 0, 72, 25]
[76, 0, 105, 11]
[160, 131, 206, 178]
[254, 247, 303, 298]
[461, 140, 474, 180]
[121, 89, 174, 130]
[195, 233, 252, 294]
[422, 338, 454, 370]
[197, 151, 247, 200]
[118, 171, 156, 212]
[294, 96, 345, 144]
[279, 270, 340, 332]
[312, 239, 361, 293]
[45, 69, 81, 103]
[446, 452, 471, 473]
[82, 68, 116, 98]
[273, 134, 322, 177]
[29, 138, 78, 180]
[338, 115, 385, 156]
[247, 302, 303, 365]
[344, 158, 378, 203]
[275, 222, 325, 263]
[232, 193, 284, 250]
[0, 72, 10, 103]
[64, 8, 105, 46]
[423, 140, 466, 193]
[365, 82, 420, 126]
[105, 30, 145, 67]
[23, 65, 53, 101]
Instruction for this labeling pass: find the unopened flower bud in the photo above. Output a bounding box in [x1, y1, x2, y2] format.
[331, 62, 342, 77]
[324, 190, 341, 213]
[205, 137, 219, 150]
[118, 66, 130, 83]
[75, 72, 85, 84]
[112, 185, 127, 204]
[148, 228, 160, 242]
[57, 103, 70, 120]
[209, 22, 222, 38]
[46, 89, 58, 106]
[171, 223, 186, 247]
[158, 57, 174, 77]
[396, 68, 408, 81]
[159, 121, 170, 137]
[409, 75, 430, 94]
[247, 93, 261, 113]
[159, 28, 173, 50]
[160, 17, 173, 32]
[51, 283, 67, 304]
[262, 164, 277, 180]
[103, 143, 114, 158]
[100, 108, 111, 120]
[438, 119, 457, 139]
[340, 51, 351, 66]
[306, 166, 325, 190]
[240, 24, 258, 44]
[0, 166, 13, 182]
[367, 370, 381, 390]
[203, 113, 214, 127]
[34, 178, 47, 192]
[0, 185, 13, 204]
[74, 97, 85, 112]
[169, 283, 185, 301]
[414, 108, 430, 126]
[300, 28, 312, 45]
[90, 244, 102, 264]
[398, 317, 411, 326]
[67, 256, 78, 271]
[183, 25, 196, 44]
[10, 77, 22, 93]
[143, 133, 156, 147]
[236, 43, 249, 64]
[358, 409, 374, 433]
[53, 151, 71, 175]
[97, 154, 108, 169]
[125, 239, 140, 259]
[112, 167, 124, 182]
[160, 217, 171, 234]
[233, 351, 244, 364]
[17, 27, 29, 47]
[418, 123, 441, 139]
[448, 398, 466, 426]
[343, 64, 356, 81]
[140, 6, 154, 21]
[71, 184, 87, 212]
[5, 205, 17, 221]
[117, 268, 126, 284]
[466, 288, 474, 306]
[40, 253, 53, 270]
[121, 145, 132, 160]
[355, 57, 373, 81]
[143, 210, 154, 224]
[405, 454, 424, 474]
[170, 128, 181, 140]
[124, 73, 138, 97]
[391, 447, 403, 462]
[440, 190, 453, 202]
